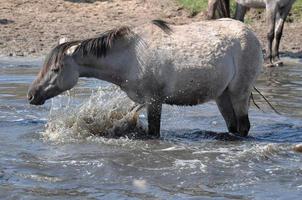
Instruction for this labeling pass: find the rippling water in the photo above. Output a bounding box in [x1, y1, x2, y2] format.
[0, 56, 302, 199]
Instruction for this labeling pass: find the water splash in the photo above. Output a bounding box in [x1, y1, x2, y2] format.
[42, 86, 146, 143]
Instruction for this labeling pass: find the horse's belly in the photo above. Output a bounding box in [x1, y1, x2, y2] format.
[161, 63, 233, 106]
[163, 84, 220, 106]
[236, 0, 265, 8]
[164, 93, 211, 106]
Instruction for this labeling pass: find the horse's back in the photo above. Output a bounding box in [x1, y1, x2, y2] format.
[132, 19, 262, 105]
[138, 18, 262, 75]
[139, 19, 259, 67]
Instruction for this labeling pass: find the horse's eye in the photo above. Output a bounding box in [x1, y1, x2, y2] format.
[51, 68, 59, 73]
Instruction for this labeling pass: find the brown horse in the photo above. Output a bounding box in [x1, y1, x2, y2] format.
[207, 0, 230, 19]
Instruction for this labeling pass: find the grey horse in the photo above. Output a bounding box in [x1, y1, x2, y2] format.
[235, 0, 297, 66]
[28, 20, 262, 138]
[208, 0, 297, 67]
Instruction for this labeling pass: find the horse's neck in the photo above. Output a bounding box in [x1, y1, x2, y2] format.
[77, 62, 123, 85]
[75, 43, 142, 86]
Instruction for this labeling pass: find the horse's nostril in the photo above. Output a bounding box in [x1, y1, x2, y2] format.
[27, 94, 34, 102]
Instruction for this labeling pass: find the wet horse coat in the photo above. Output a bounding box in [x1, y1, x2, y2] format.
[28, 19, 263, 138]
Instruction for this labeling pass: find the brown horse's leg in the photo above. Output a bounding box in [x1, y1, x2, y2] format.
[207, 0, 219, 19]
[272, 4, 293, 66]
[217, 0, 224, 18]
[219, 0, 230, 18]
[234, 3, 247, 22]
[147, 102, 162, 138]
[216, 88, 237, 133]
[225, 0, 230, 18]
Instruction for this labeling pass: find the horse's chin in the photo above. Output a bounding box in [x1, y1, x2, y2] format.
[28, 93, 47, 105]
[29, 98, 46, 106]
[29, 88, 63, 106]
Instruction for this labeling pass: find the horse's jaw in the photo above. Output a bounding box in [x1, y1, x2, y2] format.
[77, 64, 126, 87]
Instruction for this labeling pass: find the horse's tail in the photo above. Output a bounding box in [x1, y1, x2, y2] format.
[250, 92, 262, 111]
[251, 86, 280, 115]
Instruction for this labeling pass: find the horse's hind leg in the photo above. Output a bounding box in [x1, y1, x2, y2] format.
[229, 91, 251, 137]
[216, 88, 237, 133]
[265, 6, 277, 67]
[272, 4, 293, 66]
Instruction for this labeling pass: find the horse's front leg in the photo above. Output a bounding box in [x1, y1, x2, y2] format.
[224, 0, 230, 18]
[272, 4, 293, 66]
[207, 0, 219, 19]
[217, 0, 230, 18]
[147, 101, 162, 138]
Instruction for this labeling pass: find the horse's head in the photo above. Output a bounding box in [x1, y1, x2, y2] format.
[28, 27, 135, 105]
[28, 41, 80, 105]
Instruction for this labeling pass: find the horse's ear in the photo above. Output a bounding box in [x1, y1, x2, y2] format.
[65, 45, 80, 56]
[58, 37, 68, 45]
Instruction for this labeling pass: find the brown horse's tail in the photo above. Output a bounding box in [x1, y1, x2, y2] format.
[251, 87, 281, 115]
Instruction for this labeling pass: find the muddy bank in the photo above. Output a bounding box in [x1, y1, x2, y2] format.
[0, 0, 301, 57]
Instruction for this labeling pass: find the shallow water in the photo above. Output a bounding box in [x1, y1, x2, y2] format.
[0, 56, 302, 199]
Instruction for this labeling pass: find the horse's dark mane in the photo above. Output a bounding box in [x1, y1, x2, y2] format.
[41, 20, 172, 78]
[74, 26, 133, 58]
[40, 26, 132, 78]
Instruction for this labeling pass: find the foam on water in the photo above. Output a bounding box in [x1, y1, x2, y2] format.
[16, 173, 63, 183]
[42, 86, 146, 143]
[174, 159, 207, 172]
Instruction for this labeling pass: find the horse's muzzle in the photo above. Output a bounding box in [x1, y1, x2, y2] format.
[27, 90, 45, 105]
